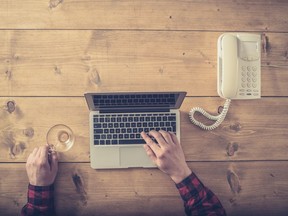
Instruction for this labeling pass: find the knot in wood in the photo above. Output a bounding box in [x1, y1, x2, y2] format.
[49, 0, 63, 9]
[89, 67, 101, 85]
[230, 122, 242, 132]
[227, 170, 241, 194]
[5, 70, 12, 80]
[261, 34, 271, 54]
[23, 127, 34, 138]
[7, 101, 16, 113]
[226, 142, 239, 156]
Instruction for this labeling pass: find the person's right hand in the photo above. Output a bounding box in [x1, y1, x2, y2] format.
[26, 145, 58, 186]
[141, 130, 192, 184]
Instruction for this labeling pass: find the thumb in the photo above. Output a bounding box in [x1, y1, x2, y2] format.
[143, 144, 157, 163]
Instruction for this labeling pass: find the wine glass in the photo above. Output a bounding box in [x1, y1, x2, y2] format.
[46, 124, 75, 152]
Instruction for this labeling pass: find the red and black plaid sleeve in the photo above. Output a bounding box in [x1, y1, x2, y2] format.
[176, 172, 226, 216]
[21, 184, 55, 216]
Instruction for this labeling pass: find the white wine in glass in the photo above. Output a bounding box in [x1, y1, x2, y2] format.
[46, 124, 75, 152]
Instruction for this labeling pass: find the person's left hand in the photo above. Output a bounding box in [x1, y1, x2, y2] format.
[26, 145, 58, 186]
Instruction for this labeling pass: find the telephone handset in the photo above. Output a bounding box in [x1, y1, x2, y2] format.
[218, 33, 261, 99]
[190, 33, 261, 130]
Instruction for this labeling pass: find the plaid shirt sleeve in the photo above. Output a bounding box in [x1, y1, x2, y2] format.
[176, 172, 227, 216]
[21, 184, 55, 216]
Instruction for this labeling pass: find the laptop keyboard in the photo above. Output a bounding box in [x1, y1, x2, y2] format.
[93, 113, 177, 145]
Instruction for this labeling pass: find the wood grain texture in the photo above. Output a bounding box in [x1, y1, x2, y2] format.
[0, 30, 288, 96]
[1, 97, 288, 162]
[1, 1, 288, 215]
[0, 162, 288, 216]
[0, 0, 287, 31]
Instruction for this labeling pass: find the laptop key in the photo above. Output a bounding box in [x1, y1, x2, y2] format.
[119, 139, 146, 144]
[112, 140, 118, 145]
[94, 124, 102, 128]
[168, 116, 176, 121]
[95, 129, 103, 134]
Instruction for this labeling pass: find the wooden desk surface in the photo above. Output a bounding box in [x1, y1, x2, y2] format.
[1, 1, 288, 215]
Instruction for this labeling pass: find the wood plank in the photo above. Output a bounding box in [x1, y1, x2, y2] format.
[0, 31, 287, 96]
[0, 0, 288, 31]
[1, 97, 288, 162]
[0, 161, 288, 216]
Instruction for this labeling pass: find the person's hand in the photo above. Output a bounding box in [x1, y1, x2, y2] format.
[141, 130, 192, 184]
[26, 145, 58, 186]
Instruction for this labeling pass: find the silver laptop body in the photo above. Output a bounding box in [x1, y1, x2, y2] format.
[84, 92, 186, 169]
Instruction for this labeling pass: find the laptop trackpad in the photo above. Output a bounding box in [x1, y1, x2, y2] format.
[120, 146, 154, 168]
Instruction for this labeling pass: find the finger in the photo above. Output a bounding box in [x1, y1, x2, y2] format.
[31, 147, 39, 157]
[141, 132, 161, 156]
[143, 144, 157, 163]
[148, 130, 167, 148]
[26, 152, 34, 166]
[50, 152, 58, 172]
[168, 132, 180, 146]
[26, 148, 39, 168]
[159, 130, 174, 145]
[39, 145, 48, 163]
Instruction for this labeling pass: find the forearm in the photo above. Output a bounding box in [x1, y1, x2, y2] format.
[176, 172, 226, 216]
[21, 184, 55, 216]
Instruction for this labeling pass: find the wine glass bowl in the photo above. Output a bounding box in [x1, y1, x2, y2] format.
[46, 124, 75, 152]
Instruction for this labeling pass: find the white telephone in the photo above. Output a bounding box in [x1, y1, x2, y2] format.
[189, 33, 261, 130]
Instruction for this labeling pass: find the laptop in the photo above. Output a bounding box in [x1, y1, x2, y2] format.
[84, 91, 186, 169]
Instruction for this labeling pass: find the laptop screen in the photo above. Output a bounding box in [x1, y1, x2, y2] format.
[85, 92, 186, 111]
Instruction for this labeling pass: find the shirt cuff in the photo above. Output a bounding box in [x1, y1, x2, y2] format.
[27, 184, 55, 207]
[175, 172, 205, 202]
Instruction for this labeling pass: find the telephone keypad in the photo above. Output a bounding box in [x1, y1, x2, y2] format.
[239, 64, 260, 98]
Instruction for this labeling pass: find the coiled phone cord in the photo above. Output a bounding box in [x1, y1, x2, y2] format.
[189, 99, 231, 130]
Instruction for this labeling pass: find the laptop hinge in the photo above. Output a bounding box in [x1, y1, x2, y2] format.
[99, 108, 170, 113]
